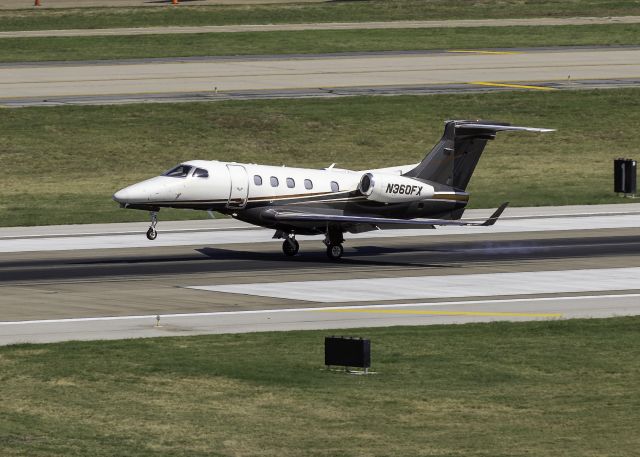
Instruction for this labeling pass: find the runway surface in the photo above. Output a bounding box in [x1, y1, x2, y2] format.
[1, 47, 639, 107]
[1, 204, 640, 345]
[4, 16, 640, 38]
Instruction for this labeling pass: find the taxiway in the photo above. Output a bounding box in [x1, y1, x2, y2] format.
[1, 47, 639, 107]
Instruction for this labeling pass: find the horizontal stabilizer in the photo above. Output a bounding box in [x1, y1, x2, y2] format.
[455, 123, 555, 133]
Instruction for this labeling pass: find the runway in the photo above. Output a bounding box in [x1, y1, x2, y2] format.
[1, 47, 639, 107]
[1, 204, 640, 345]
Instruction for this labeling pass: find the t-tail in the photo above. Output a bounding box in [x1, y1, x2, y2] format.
[403, 120, 554, 190]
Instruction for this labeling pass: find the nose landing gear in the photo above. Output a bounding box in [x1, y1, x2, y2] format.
[146, 211, 158, 240]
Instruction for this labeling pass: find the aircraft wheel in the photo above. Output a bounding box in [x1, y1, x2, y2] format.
[326, 243, 343, 260]
[282, 238, 299, 256]
[146, 227, 157, 240]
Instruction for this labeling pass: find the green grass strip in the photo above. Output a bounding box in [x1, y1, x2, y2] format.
[1, 25, 639, 63]
[1, 317, 639, 456]
[0, 89, 637, 227]
[2, 0, 640, 32]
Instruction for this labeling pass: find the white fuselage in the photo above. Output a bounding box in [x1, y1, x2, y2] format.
[113, 160, 420, 211]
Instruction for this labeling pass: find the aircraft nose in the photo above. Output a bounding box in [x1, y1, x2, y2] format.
[113, 183, 149, 204]
[112, 188, 129, 203]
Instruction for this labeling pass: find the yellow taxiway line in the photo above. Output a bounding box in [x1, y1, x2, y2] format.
[321, 309, 563, 318]
[470, 81, 557, 91]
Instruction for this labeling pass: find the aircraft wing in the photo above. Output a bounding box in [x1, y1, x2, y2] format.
[266, 202, 509, 228]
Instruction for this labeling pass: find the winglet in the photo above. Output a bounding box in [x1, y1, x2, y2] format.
[481, 202, 509, 226]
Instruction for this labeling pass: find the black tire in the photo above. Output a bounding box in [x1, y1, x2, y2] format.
[146, 228, 157, 240]
[326, 243, 343, 260]
[282, 238, 299, 256]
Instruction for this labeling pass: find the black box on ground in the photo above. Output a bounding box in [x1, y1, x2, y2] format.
[325, 336, 371, 368]
[614, 158, 636, 195]
[624, 159, 637, 194]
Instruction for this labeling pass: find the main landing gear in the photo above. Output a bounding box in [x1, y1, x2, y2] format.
[276, 227, 345, 260]
[282, 234, 300, 257]
[146, 211, 158, 240]
[324, 226, 344, 260]
[326, 243, 344, 260]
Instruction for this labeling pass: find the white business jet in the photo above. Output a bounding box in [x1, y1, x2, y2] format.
[113, 120, 553, 259]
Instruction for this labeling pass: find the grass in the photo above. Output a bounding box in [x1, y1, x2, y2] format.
[2, 0, 640, 32]
[0, 317, 639, 456]
[1, 88, 638, 227]
[1, 24, 639, 63]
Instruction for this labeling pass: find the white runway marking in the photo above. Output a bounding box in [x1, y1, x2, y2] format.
[189, 267, 640, 302]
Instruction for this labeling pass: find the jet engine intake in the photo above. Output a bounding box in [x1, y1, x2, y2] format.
[357, 172, 434, 203]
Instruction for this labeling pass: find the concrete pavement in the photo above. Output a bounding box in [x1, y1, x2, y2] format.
[2, 293, 638, 345]
[1, 47, 639, 101]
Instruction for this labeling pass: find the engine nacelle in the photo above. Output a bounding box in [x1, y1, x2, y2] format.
[358, 173, 434, 203]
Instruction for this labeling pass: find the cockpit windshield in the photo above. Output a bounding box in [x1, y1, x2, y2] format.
[163, 164, 193, 178]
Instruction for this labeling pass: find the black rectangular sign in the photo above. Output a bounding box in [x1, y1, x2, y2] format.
[614, 158, 636, 194]
[324, 336, 371, 368]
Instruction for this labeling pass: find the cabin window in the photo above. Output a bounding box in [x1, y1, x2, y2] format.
[330, 181, 340, 192]
[193, 168, 209, 178]
[304, 179, 313, 190]
[163, 164, 192, 178]
[270, 176, 279, 187]
[286, 178, 295, 188]
[254, 175, 263, 186]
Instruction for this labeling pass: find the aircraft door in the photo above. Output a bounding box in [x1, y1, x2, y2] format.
[226, 164, 249, 209]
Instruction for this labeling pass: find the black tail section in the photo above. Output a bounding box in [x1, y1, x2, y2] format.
[403, 120, 508, 190]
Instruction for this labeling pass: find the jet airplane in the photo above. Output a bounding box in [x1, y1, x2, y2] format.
[113, 120, 553, 259]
